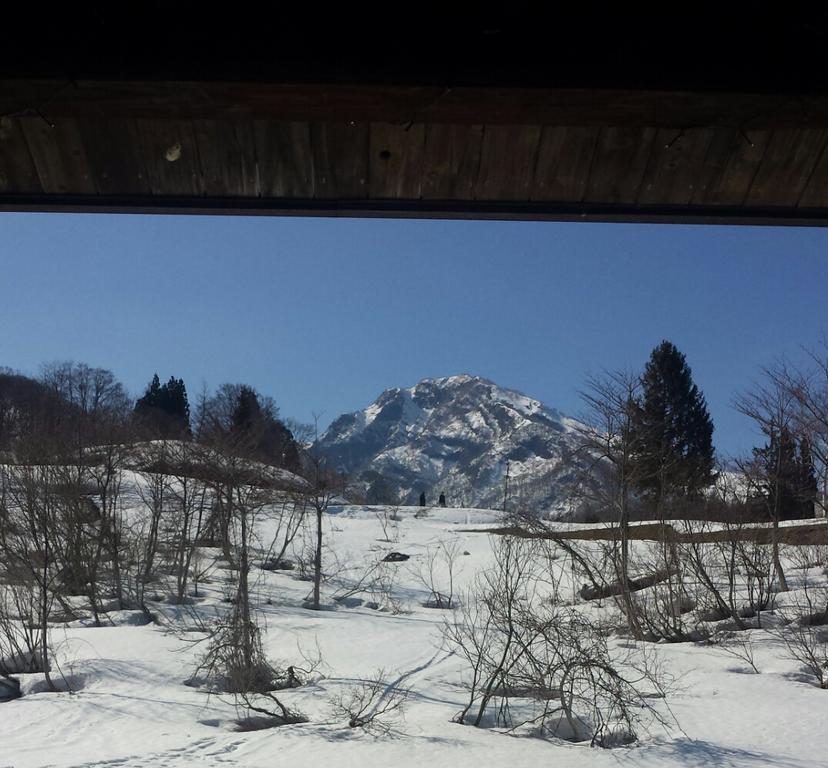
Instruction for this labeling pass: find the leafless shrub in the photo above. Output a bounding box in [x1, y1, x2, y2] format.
[772, 550, 828, 688]
[775, 595, 828, 688]
[332, 557, 405, 614]
[410, 538, 461, 609]
[184, 445, 308, 724]
[187, 547, 215, 598]
[375, 506, 400, 543]
[0, 463, 61, 690]
[0, 584, 49, 675]
[711, 628, 760, 673]
[444, 535, 673, 746]
[796, 544, 828, 570]
[259, 498, 304, 573]
[736, 536, 777, 620]
[328, 669, 409, 733]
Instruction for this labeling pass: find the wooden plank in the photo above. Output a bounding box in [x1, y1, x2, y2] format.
[584, 127, 656, 203]
[21, 116, 97, 194]
[5, 81, 828, 129]
[798, 141, 828, 208]
[688, 128, 737, 204]
[637, 128, 715, 205]
[134, 119, 204, 195]
[253, 121, 313, 198]
[745, 129, 828, 207]
[421, 124, 483, 199]
[0, 117, 41, 193]
[695, 129, 770, 205]
[369, 123, 425, 199]
[475, 125, 542, 201]
[195, 119, 258, 197]
[530, 126, 599, 201]
[310, 122, 368, 199]
[79, 117, 150, 195]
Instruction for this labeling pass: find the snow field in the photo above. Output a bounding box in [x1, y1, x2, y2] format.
[3, 504, 828, 768]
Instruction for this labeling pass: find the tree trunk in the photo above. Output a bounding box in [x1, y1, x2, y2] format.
[618, 484, 644, 640]
[771, 518, 788, 592]
[772, 442, 789, 592]
[312, 506, 323, 610]
[40, 533, 56, 692]
[238, 503, 253, 676]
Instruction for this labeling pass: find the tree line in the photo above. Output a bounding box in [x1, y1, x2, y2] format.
[576, 339, 820, 526]
[0, 363, 302, 474]
[0, 361, 342, 710]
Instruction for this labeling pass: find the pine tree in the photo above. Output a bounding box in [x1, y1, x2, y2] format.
[798, 436, 818, 517]
[134, 373, 191, 438]
[754, 428, 818, 520]
[223, 385, 301, 472]
[231, 385, 261, 438]
[136, 374, 162, 410]
[632, 341, 715, 510]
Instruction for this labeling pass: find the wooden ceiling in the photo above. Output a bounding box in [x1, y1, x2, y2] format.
[2, 7, 828, 224]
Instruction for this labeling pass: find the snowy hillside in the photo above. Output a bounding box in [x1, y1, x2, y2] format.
[4, 503, 828, 768]
[316, 375, 592, 516]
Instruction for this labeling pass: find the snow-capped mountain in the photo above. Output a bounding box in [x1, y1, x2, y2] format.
[315, 374, 592, 517]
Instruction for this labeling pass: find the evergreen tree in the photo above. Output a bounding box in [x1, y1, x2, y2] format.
[230, 385, 261, 438]
[143, 374, 162, 406]
[219, 384, 301, 472]
[632, 341, 715, 510]
[134, 373, 191, 437]
[798, 436, 818, 515]
[753, 427, 818, 520]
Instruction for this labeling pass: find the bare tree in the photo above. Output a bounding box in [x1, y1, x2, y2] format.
[136, 440, 213, 604]
[771, 548, 828, 688]
[778, 340, 828, 517]
[0, 463, 61, 690]
[575, 370, 646, 639]
[734, 364, 802, 592]
[444, 534, 672, 745]
[40, 361, 131, 444]
[189, 443, 306, 723]
[411, 538, 461, 609]
[375, 505, 400, 543]
[328, 668, 409, 733]
[712, 628, 760, 674]
[290, 414, 346, 610]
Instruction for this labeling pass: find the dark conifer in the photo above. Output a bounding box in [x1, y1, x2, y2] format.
[220, 385, 301, 472]
[231, 385, 261, 438]
[134, 373, 191, 437]
[754, 428, 819, 520]
[632, 341, 715, 509]
[798, 436, 818, 516]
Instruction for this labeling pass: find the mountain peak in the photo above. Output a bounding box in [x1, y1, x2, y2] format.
[416, 373, 485, 386]
[317, 375, 587, 516]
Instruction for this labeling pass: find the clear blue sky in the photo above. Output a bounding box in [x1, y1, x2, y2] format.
[0, 212, 825, 458]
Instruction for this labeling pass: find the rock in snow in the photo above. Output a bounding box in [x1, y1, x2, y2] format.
[0, 675, 21, 702]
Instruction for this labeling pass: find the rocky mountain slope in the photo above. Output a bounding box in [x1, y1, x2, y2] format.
[315, 375, 596, 517]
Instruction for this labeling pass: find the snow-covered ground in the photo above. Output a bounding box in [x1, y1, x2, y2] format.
[4, 504, 828, 768]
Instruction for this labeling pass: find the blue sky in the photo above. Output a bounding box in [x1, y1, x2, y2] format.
[0, 212, 825, 458]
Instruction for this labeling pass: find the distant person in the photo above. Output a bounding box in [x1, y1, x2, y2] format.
[419, 491, 426, 507]
[439, 492, 446, 508]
